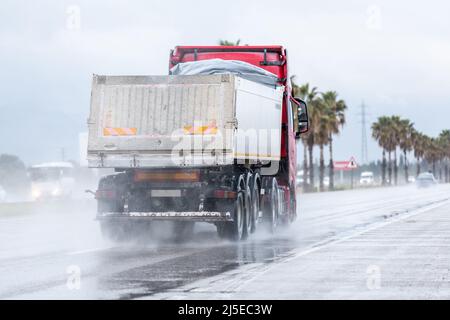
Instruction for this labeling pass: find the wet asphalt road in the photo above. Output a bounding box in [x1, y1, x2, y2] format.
[0, 184, 449, 299]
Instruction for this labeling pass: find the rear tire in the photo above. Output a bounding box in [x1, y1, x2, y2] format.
[100, 220, 130, 242]
[243, 184, 252, 239]
[217, 192, 245, 241]
[289, 187, 297, 223]
[174, 222, 195, 242]
[263, 178, 279, 234]
[216, 223, 227, 239]
[249, 177, 260, 233]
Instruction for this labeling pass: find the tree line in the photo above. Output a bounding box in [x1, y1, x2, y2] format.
[292, 80, 347, 191]
[372, 116, 450, 185]
[292, 82, 450, 191]
[217, 40, 449, 190]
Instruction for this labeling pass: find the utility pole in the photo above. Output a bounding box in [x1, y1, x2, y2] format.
[360, 102, 369, 164]
[60, 147, 65, 162]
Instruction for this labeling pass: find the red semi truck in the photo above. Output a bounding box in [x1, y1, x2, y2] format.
[87, 46, 309, 241]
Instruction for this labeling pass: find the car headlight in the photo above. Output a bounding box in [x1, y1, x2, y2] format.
[32, 189, 41, 198]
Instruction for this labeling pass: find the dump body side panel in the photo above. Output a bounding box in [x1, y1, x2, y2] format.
[234, 77, 283, 161]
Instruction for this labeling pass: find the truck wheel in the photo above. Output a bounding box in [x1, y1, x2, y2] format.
[129, 221, 153, 242]
[174, 222, 195, 242]
[217, 191, 245, 241]
[216, 223, 227, 239]
[249, 177, 260, 233]
[243, 184, 252, 239]
[279, 190, 291, 227]
[289, 187, 297, 223]
[100, 220, 130, 242]
[264, 178, 279, 234]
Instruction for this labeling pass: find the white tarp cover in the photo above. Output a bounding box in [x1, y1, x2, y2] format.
[170, 59, 279, 87]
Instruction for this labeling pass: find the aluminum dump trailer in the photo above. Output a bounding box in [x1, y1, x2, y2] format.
[87, 74, 284, 168]
[89, 46, 310, 242]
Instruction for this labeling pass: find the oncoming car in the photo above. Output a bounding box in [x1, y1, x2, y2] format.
[359, 171, 374, 186]
[29, 162, 75, 200]
[415, 172, 437, 188]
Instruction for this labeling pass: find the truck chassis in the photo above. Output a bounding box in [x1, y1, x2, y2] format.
[96, 165, 285, 241]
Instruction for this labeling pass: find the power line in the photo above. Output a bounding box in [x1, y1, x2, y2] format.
[360, 102, 369, 164]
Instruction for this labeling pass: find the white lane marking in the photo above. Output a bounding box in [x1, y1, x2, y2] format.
[67, 246, 116, 256]
[229, 199, 450, 292]
[176, 199, 450, 295]
[301, 190, 450, 225]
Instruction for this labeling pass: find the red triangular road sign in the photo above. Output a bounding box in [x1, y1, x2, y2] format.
[348, 157, 357, 168]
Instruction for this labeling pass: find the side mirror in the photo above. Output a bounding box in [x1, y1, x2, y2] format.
[85, 189, 96, 197]
[292, 97, 309, 138]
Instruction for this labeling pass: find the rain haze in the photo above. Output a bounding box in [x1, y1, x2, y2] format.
[1, 0, 450, 164]
[2, 0, 450, 303]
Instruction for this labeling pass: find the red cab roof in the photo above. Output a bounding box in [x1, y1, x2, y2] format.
[172, 45, 284, 54]
[170, 45, 287, 80]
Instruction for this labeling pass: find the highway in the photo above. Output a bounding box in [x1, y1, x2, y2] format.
[0, 184, 449, 299]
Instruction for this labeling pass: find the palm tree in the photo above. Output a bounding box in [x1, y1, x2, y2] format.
[372, 116, 391, 185]
[218, 39, 241, 46]
[384, 121, 395, 185]
[314, 98, 329, 192]
[320, 91, 347, 190]
[412, 131, 426, 176]
[398, 119, 414, 183]
[296, 82, 319, 191]
[389, 116, 403, 185]
[424, 137, 439, 176]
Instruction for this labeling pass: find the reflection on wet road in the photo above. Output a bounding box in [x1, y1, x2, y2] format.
[94, 238, 296, 299]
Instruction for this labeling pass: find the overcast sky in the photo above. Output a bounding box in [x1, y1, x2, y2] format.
[1, 0, 449, 165]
